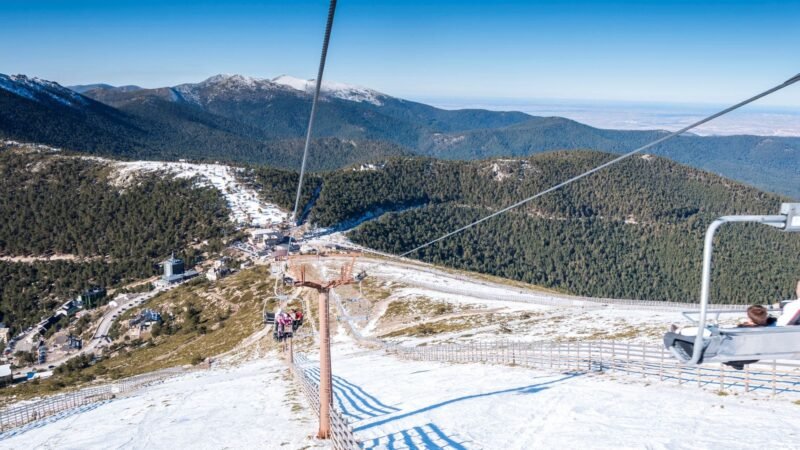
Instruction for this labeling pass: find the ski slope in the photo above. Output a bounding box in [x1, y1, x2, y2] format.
[1, 358, 326, 449]
[298, 333, 800, 450]
[2, 250, 795, 449]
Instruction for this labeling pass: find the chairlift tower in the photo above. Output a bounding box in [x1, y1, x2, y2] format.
[284, 260, 365, 439]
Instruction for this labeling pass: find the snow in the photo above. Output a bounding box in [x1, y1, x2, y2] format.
[1, 140, 61, 153]
[0, 358, 327, 449]
[306, 256, 732, 346]
[2, 250, 796, 449]
[172, 74, 278, 104]
[0, 75, 37, 101]
[271, 74, 309, 92]
[0, 74, 87, 108]
[294, 336, 800, 450]
[11, 341, 798, 449]
[110, 161, 288, 227]
[272, 75, 385, 105]
[201, 73, 266, 88]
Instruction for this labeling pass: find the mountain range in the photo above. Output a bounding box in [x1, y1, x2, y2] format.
[0, 72, 797, 198]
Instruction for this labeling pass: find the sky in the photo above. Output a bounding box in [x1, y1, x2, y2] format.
[1, 0, 799, 108]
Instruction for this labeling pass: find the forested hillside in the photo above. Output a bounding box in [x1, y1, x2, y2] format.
[268, 152, 798, 304]
[0, 148, 233, 329]
[418, 117, 800, 199]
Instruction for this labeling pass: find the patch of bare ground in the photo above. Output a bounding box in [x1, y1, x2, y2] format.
[0, 254, 107, 263]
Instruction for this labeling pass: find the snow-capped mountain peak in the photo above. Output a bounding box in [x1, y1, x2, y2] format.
[171, 73, 386, 106]
[199, 73, 271, 88]
[270, 75, 309, 92]
[0, 73, 88, 108]
[272, 74, 385, 105]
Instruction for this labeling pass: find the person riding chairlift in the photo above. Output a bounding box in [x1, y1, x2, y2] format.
[292, 308, 304, 331]
[737, 305, 776, 328]
[775, 280, 800, 326]
[669, 304, 776, 370]
[274, 309, 292, 341]
[723, 304, 777, 370]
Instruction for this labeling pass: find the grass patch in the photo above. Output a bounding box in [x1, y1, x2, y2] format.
[383, 298, 456, 320]
[381, 314, 490, 338]
[583, 326, 644, 341]
[359, 278, 395, 302]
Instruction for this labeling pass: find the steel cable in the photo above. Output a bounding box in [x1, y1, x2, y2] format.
[292, 0, 338, 223]
[359, 73, 800, 272]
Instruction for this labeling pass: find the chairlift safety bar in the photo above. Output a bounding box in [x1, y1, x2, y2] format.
[689, 203, 800, 365]
[681, 307, 784, 325]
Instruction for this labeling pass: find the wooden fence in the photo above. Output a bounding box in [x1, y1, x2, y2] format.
[387, 340, 800, 397]
[289, 353, 361, 450]
[0, 368, 185, 434]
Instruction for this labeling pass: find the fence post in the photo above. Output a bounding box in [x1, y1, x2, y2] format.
[744, 365, 750, 393]
[557, 344, 561, 370]
[642, 344, 646, 379]
[512, 341, 516, 366]
[611, 341, 616, 374]
[772, 360, 777, 396]
[587, 342, 592, 372]
[626, 343, 631, 375]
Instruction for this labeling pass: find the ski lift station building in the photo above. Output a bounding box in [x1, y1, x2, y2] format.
[155, 255, 198, 287]
[249, 229, 284, 248]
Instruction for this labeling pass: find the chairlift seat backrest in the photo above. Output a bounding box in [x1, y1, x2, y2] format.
[665, 326, 800, 364]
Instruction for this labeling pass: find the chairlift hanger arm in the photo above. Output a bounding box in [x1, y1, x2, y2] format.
[687, 205, 798, 365]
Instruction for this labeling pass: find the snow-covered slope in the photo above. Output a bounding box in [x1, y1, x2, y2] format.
[168, 73, 385, 106]
[110, 160, 288, 227]
[0, 358, 326, 449]
[272, 74, 385, 105]
[311, 340, 800, 450]
[0, 73, 88, 108]
[2, 248, 798, 448]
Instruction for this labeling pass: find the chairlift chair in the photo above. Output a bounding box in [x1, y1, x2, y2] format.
[664, 203, 800, 366]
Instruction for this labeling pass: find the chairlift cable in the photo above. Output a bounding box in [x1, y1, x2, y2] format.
[359, 73, 800, 273]
[291, 0, 338, 224]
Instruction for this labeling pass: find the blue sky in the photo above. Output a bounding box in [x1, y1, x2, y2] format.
[1, 0, 798, 107]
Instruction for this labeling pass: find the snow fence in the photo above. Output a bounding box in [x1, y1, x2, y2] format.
[0, 367, 185, 434]
[387, 340, 800, 398]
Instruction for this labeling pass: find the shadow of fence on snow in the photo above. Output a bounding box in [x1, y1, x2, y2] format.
[304, 367, 401, 422]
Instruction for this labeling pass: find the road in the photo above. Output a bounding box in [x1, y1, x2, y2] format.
[16, 287, 168, 374]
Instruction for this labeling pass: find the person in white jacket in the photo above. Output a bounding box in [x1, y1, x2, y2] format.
[776, 280, 800, 326]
